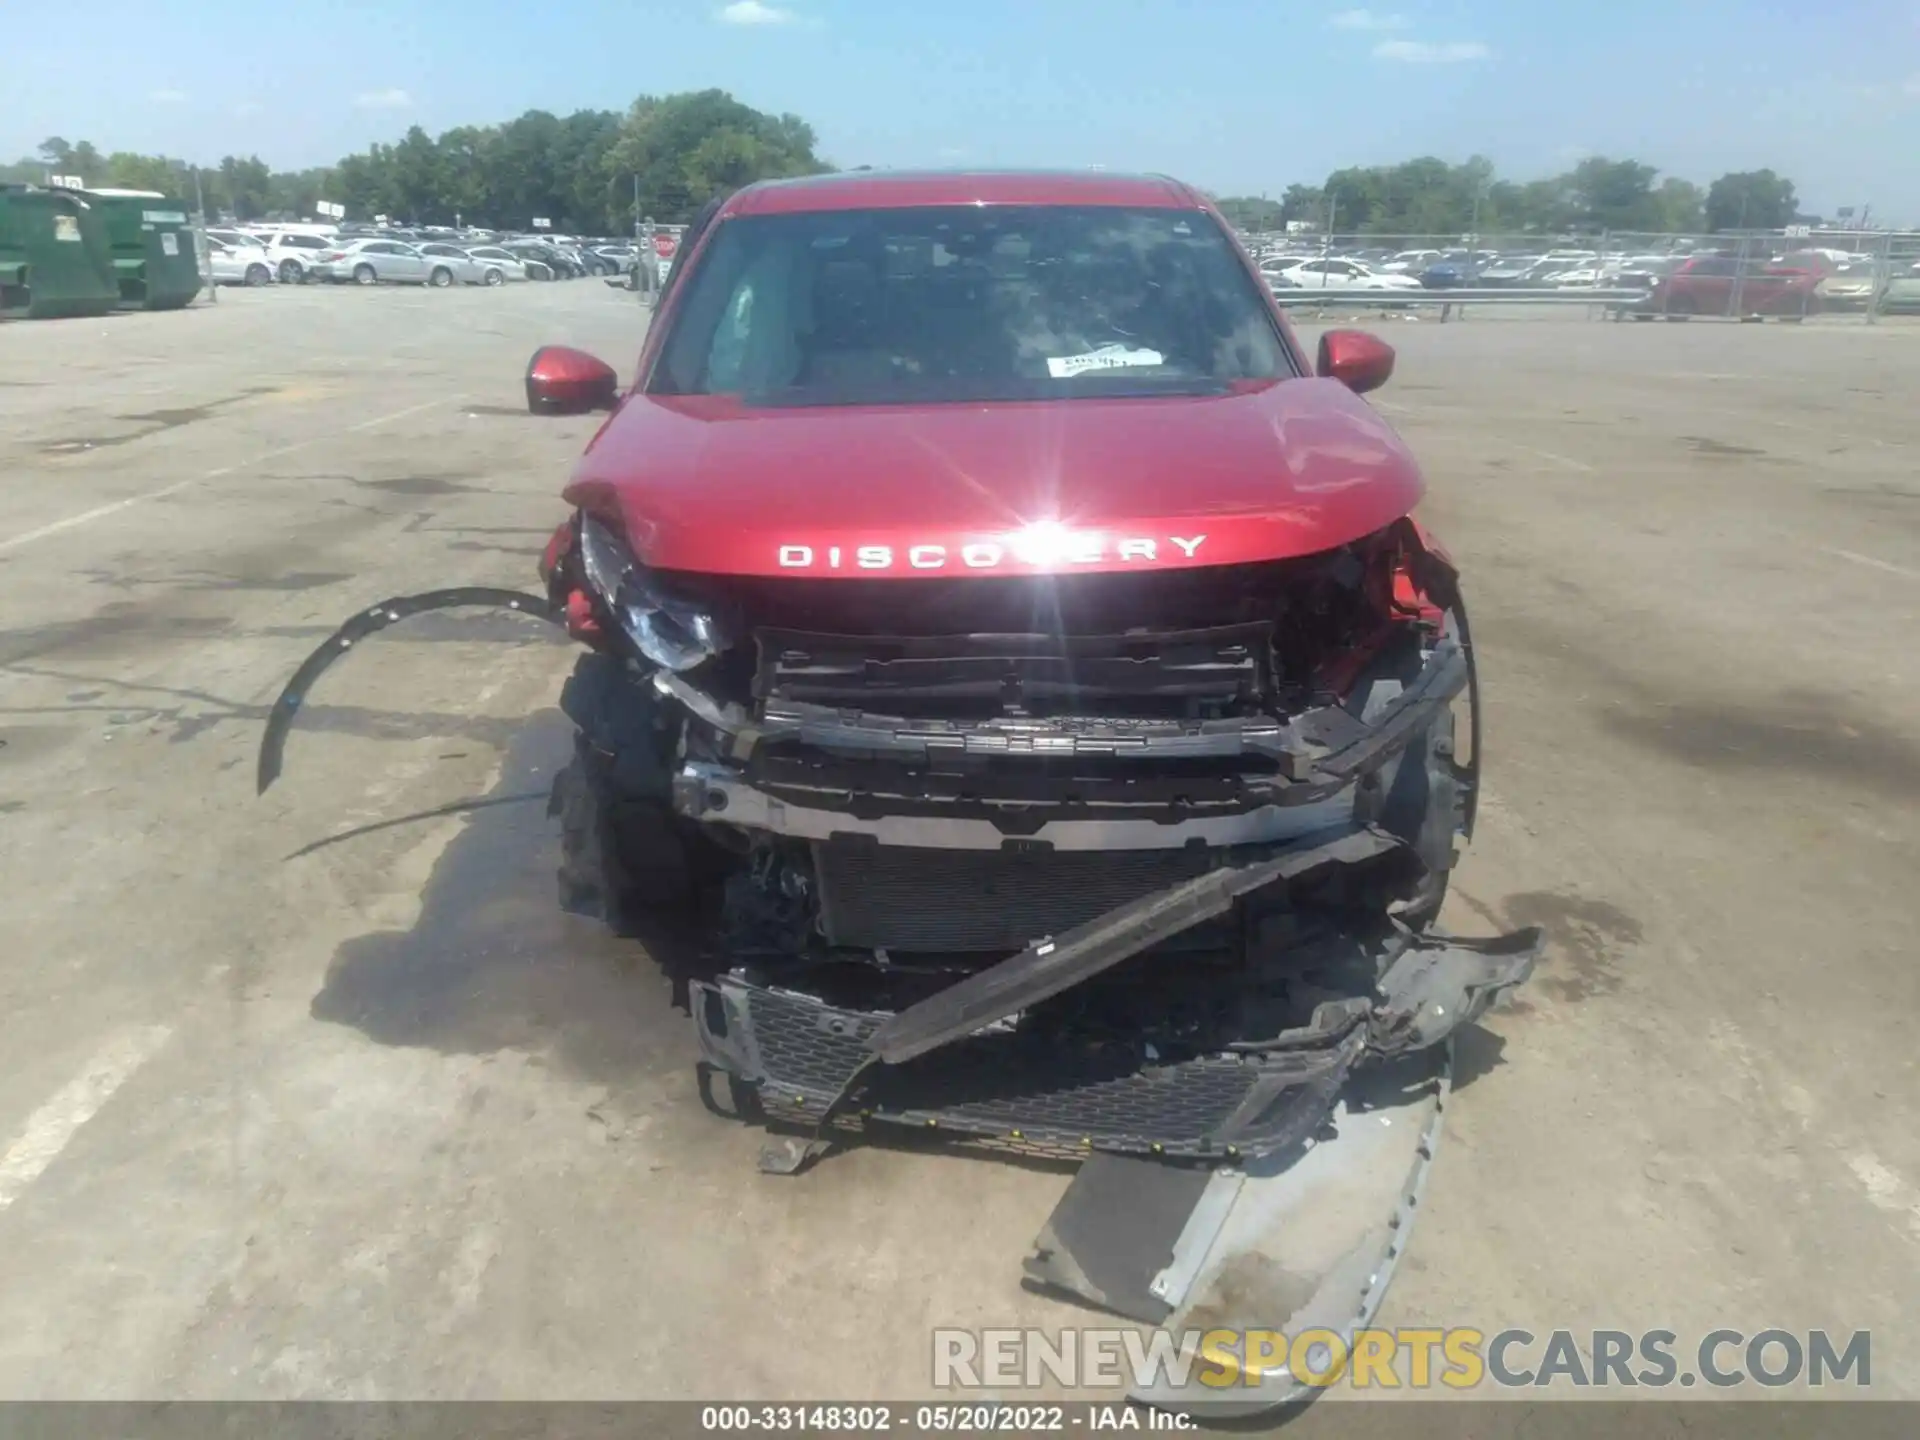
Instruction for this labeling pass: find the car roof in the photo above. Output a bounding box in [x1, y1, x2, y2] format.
[720, 168, 1203, 217]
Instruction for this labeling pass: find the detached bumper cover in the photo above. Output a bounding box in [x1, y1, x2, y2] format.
[691, 916, 1538, 1165]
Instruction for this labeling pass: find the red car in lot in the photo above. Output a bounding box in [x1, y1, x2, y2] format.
[1649, 253, 1822, 315]
[264, 168, 1538, 1417]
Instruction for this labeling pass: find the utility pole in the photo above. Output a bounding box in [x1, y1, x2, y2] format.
[182, 162, 217, 304]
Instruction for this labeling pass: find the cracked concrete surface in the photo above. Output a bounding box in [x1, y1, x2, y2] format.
[0, 287, 1914, 1410]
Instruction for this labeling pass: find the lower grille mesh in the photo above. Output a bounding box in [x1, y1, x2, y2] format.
[813, 842, 1214, 952]
[695, 979, 1361, 1163]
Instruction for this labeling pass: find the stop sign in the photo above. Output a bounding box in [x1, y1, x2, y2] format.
[653, 235, 678, 260]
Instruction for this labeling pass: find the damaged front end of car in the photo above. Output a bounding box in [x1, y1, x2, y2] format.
[545, 503, 1538, 1408]
[258, 503, 1537, 1415]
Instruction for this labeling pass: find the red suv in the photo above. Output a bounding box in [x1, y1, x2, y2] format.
[264, 168, 1539, 1416]
[267, 165, 1535, 1249]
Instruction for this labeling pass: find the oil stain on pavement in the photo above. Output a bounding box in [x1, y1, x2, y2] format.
[1604, 698, 1920, 800]
[1502, 891, 1642, 1002]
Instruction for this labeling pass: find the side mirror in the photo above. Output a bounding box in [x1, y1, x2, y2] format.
[1316, 329, 1396, 395]
[525, 345, 620, 415]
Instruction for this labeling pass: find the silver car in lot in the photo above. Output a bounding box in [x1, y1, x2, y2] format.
[308, 239, 463, 287]
[425, 243, 531, 285]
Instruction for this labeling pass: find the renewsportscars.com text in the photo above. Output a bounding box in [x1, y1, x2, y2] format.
[932, 1327, 1872, 1391]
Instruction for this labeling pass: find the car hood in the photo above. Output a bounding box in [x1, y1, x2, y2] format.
[563, 378, 1425, 579]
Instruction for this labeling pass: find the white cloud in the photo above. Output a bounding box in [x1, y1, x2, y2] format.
[352, 88, 413, 110]
[149, 88, 189, 103]
[1373, 39, 1491, 63]
[1329, 9, 1409, 29]
[234, 102, 263, 117]
[717, 0, 795, 23]
[1905, 73, 1920, 96]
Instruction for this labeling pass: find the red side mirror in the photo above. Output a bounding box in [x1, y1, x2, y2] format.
[526, 345, 620, 415]
[1316, 329, 1395, 395]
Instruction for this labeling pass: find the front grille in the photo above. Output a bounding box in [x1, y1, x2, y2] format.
[755, 624, 1273, 722]
[812, 840, 1218, 952]
[695, 979, 1359, 1163]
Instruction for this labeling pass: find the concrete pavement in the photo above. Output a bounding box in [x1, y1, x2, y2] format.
[0, 285, 1914, 1406]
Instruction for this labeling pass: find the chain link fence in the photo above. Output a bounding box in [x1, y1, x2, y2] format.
[1235, 228, 1920, 323]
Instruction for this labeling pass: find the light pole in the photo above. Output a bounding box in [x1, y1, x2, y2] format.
[175, 160, 217, 303]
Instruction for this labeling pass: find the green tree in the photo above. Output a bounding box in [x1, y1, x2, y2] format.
[1652, 176, 1704, 233]
[1564, 156, 1660, 231]
[101, 152, 186, 197]
[1213, 196, 1284, 232]
[218, 155, 273, 220]
[1321, 165, 1385, 231]
[606, 89, 825, 224]
[1705, 169, 1798, 232]
[38, 137, 105, 183]
[266, 166, 335, 220]
[1279, 184, 1323, 226]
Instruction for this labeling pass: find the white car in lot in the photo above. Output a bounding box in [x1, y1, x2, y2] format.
[205, 237, 274, 287]
[1380, 249, 1444, 274]
[1265, 257, 1425, 291]
[249, 230, 336, 285]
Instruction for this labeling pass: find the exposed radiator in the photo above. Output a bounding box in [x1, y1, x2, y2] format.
[812, 840, 1218, 953]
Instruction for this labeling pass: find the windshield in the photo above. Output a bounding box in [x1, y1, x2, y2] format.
[649, 204, 1293, 406]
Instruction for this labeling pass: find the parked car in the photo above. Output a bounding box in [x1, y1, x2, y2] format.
[530, 242, 588, 279]
[1418, 256, 1498, 289]
[1612, 256, 1680, 294]
[1475, 255, 1545, 287]
[1265, 257, 1424, 291]
[1548, 266, 1610, 288]
[1646, 255, 1821, 316]
[205, 237, 274, 287]
[1812, 261, 1881, 311]
[1875, 264, 1920, 314]
[1380, 249, 1443, 274]
[262, 175, 1538, 1423]
[459, 246, 534, 284]
[502, 241, 565, 278]
[414, 242, 522, 286]
[561, 245, 619, 277]
[253, 230, 335, 284]
[308, 238, 462, 287]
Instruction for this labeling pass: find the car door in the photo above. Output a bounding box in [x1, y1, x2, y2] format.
[280, 234, 322, 270]
[350, 241, 393, 279]
[1679, 257, 1735, 313]
[422, 243, 473, 282]
[385, 243, 429, 283]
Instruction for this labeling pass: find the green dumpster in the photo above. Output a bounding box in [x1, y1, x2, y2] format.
[0, 186, 119, 319]
[81, 189, 201, 310]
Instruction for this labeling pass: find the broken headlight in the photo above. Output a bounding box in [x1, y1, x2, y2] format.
[577, 512, 724, 671]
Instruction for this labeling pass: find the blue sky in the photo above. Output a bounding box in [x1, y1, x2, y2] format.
[8, 1, 1920, 221]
